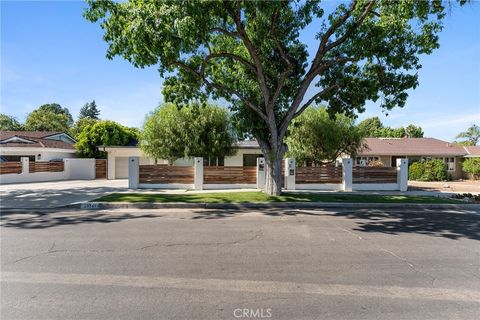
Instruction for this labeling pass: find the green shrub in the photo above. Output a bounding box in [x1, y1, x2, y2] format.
[408, 159, 448, 181]
[462, 158, 480, 179]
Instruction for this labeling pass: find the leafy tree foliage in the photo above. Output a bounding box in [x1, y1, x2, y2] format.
[75, 120, 138, 158]
[456, 124, 479, 146]
[0, 113, 23, 131]
[140, 104, 235, 164]
[79, 100, 101, 120]
[286, 106, 365, 164]
[409, 159, 448, 181]
[25, 110, 71, 132]
[85, 0, 459, 194]
[358, 117, 423, 138]
[69, 117, 98, 139]
[37, 103, 73, 126]
[462, 158, 480, 178]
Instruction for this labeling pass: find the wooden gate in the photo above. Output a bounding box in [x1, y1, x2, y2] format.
[204, 166, 257, 184]
[95, 159, 107, 179]
[296, 165, 343, 184]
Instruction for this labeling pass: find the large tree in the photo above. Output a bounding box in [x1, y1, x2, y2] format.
[85, 0, 459, 195]
[286, 106, 365, 165]
[140, 103, 236, 164]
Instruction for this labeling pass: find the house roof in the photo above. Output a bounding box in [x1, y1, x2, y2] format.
[0, 131, 75, 150]
[358, 138, 466, 156]
[236, 140, 260, 149]
[464, 146, 480, 157]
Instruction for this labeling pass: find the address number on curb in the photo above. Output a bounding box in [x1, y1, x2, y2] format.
[81, 203, 100, 209]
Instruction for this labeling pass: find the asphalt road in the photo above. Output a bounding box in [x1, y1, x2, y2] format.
[1, 207, 479, 320]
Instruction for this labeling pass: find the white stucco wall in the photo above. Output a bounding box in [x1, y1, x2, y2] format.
[0, 147, 76, 161]
[0, 158, 95, 184]
[224, 148, 263, 166]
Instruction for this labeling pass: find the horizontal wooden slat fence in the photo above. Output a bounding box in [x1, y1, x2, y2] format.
[353, 167, 397, 184]
[29, 161, 64, 173]
[95, 159, 107, 179]
[296, 166, 343, 184]
[204, 166, 257, 184]
[0, 162, 22, 175]
[139, 165, 194, 184]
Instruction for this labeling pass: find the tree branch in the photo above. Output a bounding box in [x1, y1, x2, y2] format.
[225, 0, 270, 108]
[208, 27, 239, 38]
[269, 9, 294, 109]
[171, 60, 268, 122]
[201, 52, 257, 75]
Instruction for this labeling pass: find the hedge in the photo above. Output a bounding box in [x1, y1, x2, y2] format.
[462, 158, 480, 179]
[408, 159, 448, 181]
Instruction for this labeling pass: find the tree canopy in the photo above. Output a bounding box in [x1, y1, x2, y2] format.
[0, 114, 23, 131]
[357, 117, 424, 138]
[85, 0, 460, 194]
[75, 120, 138, 158]
[79, 100, 101, 120]
[456, 124, 479, 146]
[286, 106, 365, 164]
[24, 107, 73, 132]
[140, 103, 236, 164]
[69, 117, 99, 139]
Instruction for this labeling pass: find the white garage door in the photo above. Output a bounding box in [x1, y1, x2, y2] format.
[115, 157, 129, 179]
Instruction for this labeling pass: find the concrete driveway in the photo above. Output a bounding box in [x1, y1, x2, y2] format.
[0, 179, 128, 209]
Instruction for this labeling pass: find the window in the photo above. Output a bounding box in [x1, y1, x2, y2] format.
[355, 156, 379, 167]
[203, 157, 224, 166]
[421, 156, 455, 171]
[243, 154, 263, 166]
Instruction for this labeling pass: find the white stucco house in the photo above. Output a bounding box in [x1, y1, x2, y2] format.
[0, 131, 76, 161]
[100, 140, 263, 179]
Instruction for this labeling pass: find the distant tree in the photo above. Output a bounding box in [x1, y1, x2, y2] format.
[78, 100, 100, 120]
[286, 106, 366, 164]
[0, 113, 23, 131]
[24, 110, 71, 132]
[75, 120, 137, 158]
[358, 117, 423, 138]
[36, 103, 74, 126]
[140, 103, 236, 164]
[405, 124, 424, 138]
[357, 117, 383, 136]
[456, 124, 479, 146]
[69, 117, 98, 139]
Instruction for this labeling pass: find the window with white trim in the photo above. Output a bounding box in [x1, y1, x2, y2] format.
[355, 156, 379, 166]
[421, 156, 455, 171]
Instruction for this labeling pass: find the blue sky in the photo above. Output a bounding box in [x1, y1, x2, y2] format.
[1, 1, 479, 141]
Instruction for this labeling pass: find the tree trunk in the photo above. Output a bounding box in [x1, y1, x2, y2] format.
[258, 140, 286, 196]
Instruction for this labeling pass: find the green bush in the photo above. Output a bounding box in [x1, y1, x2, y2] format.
[408, 159, 448, 181]
[462, 158, 480, 178]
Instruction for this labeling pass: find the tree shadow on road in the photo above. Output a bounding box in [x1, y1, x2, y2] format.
[190, 207, 480, 241]
[0, 211, 160, 229]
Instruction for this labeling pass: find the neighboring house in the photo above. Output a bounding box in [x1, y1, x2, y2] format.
[0, 131, 76, 162]
[101, 141, 263, 179]
[355, 138, 467, 179]
[463, 146, 480, 158]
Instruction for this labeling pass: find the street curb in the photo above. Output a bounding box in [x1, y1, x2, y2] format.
[65, 201, 480, 211]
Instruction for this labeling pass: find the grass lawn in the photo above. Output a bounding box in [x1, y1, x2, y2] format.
[93, 192, 463, 204]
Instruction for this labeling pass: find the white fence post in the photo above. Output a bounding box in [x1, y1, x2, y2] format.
[342, 158, 353, 191]
[256, 157, 266, 190]
[397, 158, 408, 191]
[128, 157, 139, 189]
[284, 158, 296, 190]
[20, 157, 29, 174]
[194, 157, 203, 190]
